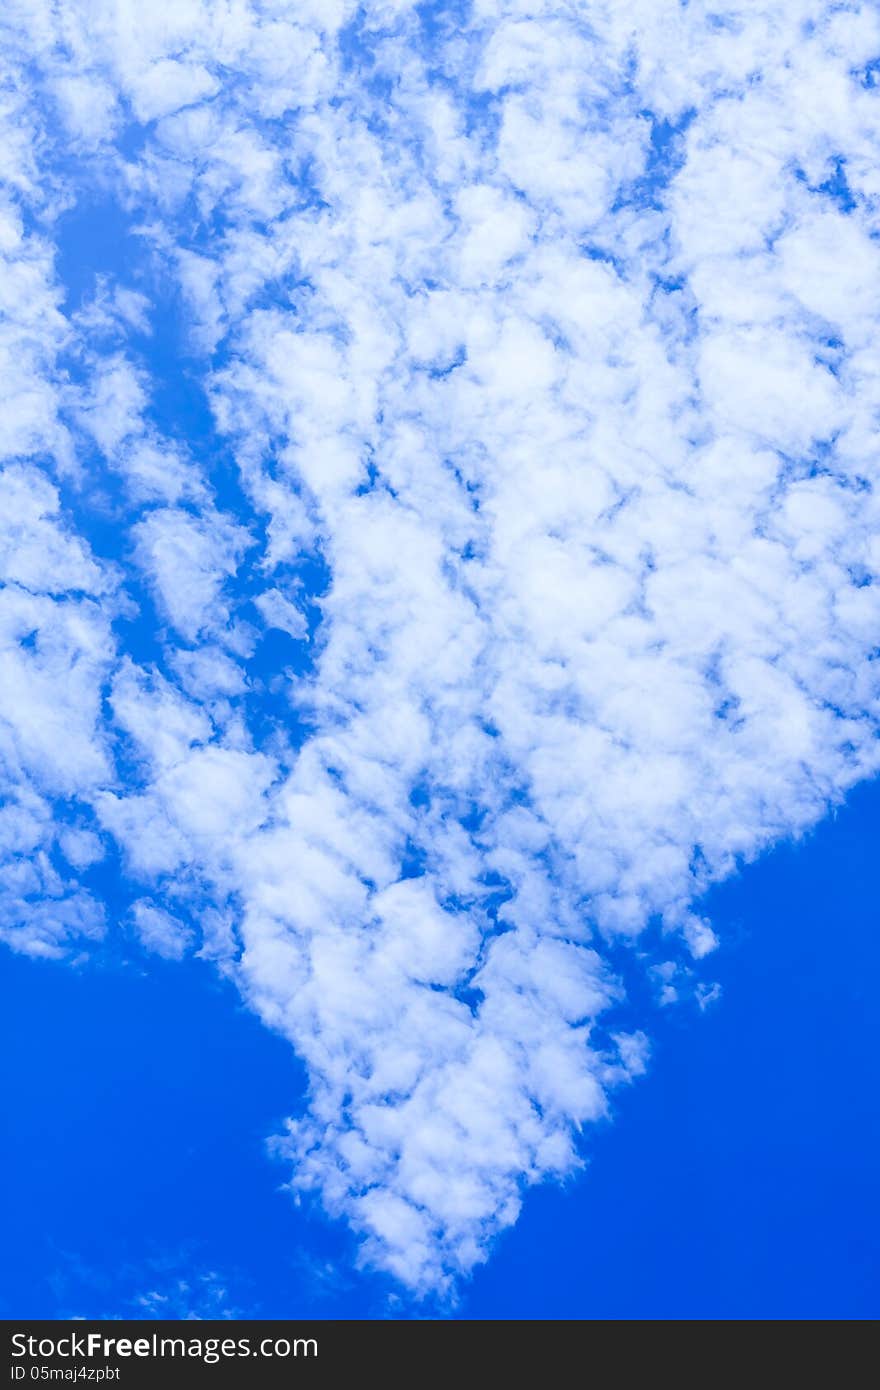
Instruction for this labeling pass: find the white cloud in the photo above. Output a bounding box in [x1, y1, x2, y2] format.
[130, 898, 193, 959]
[132, 506, 251, 641]
[51, 74, 120, 144]
[59, 827, 105, 870]
[0, 465, 111, 596]
[254, 588, 308, 641]
[128, 59, 219, 124]
[3, 0, 880, 1296]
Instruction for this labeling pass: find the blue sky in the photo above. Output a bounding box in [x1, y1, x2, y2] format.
[1, 0, 879, 1316]
[2, 777, 877, 1319]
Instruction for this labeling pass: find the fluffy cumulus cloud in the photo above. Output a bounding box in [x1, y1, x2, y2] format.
[2, 0, 880, 1293]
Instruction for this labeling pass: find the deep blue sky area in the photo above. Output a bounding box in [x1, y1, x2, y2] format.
[2, 780, 877, 1321]
[4, 3, 880, 1330]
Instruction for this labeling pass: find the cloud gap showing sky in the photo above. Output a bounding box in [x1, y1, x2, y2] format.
[1, 0, 879, 1297]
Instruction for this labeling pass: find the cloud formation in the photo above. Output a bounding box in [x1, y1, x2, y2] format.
[2, 0, 880, 1293]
